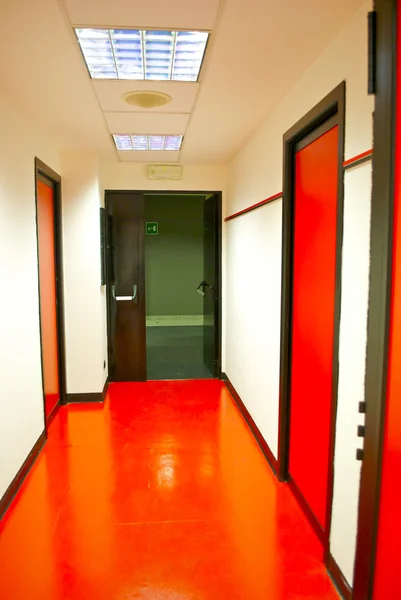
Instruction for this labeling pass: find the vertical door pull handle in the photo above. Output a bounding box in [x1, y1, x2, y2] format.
[112, 284, 138, 302]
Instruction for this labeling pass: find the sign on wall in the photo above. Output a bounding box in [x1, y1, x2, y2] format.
[146, 222, 159, 235]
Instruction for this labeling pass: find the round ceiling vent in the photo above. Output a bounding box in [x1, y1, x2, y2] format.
[122, 91, 172, 109]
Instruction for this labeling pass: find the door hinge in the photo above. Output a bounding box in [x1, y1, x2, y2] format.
[368, 11, 377, 95]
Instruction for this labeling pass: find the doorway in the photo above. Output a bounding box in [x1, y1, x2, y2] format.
[105, 190, 222, 382]
[34, 158, 66, 426]
[278, 83, 345, 553]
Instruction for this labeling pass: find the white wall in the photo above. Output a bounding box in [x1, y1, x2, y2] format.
[226, 201, 282, 453]
[331, 162, 371, 583]
[60, 160, 227, 394]
[62, 154, 108, 394]
[0, 92, 61, 498]
[225, 1, 373, 585]
[101, 163, 227, 195]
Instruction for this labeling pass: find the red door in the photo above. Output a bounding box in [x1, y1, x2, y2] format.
[37, 178, 60, 420]
[289, 126, 339, 531]
[373, 4, 401, 596]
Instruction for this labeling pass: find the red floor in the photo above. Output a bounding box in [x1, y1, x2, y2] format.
[0, 380, 339, 599]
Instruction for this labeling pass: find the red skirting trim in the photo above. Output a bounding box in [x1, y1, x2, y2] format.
[225, 149, 372, 223]
[343, 149, 373, 169]
[225, 192, 283, 222]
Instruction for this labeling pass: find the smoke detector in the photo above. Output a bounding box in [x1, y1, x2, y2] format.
[122, 91, 172, 109]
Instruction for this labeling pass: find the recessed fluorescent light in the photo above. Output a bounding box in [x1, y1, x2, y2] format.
[113, 135, 183, 151]
[75, 28, 209, 81]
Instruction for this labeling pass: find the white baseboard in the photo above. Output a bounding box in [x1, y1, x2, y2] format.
[146, 315, 204, 327]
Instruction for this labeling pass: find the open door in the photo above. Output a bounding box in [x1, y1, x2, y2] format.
[107, 190, 221, 382]
[199, 194, 221, 377]
[107, 192, 146, 381]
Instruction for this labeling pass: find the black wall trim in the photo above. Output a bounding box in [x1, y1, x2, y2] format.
[278, 82, 346, 559]
[287, 475, 325, 545]
[0, 431, 46, 520]
[66, 377, 110, 404]
[327, 554, 352, 600]
[46, 400, 61, 428]
[34, 158, 67, 431]
[66, 393, 103, 403]
[353, 0, 397, 597]
[221, 373, 278, 475]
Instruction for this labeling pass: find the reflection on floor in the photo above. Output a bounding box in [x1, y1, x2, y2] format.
[146, 325, 212, 380]
[0, 380, 339, 600]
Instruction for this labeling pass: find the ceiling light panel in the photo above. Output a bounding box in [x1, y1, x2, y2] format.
[75, 28, 209, 81]
[113, 135, 183, 151]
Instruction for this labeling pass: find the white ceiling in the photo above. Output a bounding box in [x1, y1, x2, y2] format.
[0, 0, 366, 165]
[104, 113, 189, 135]
[93, 81, 199, 113]
[63, 0, 220, 31]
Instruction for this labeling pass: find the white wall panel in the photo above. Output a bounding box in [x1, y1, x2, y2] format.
[0, 92, 61, 498]
[331, 162, 372, 583]
[225, 201, 283, 456]
[61, 154, 108, 394]
[225, 1, 373, 583]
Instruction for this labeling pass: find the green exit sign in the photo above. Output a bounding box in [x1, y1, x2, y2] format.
[146, 222, 158, 235]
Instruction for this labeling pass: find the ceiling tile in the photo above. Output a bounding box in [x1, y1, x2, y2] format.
[105, 112, 189, 134]
[93, 80, 199, 113]
[117, 150, 180, 162]
[1, 0, 367, 163]
[64, 0, 220, 30]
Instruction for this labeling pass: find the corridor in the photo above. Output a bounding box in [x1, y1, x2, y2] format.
[0, 380, 338, 600]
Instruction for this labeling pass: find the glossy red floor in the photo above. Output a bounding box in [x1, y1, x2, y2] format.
[0, 380, 339, 599]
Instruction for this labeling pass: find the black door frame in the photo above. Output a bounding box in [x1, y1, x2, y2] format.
[104, 189, 223, 381]
[34, 158, 67, 431]
[353, 1, 397, 597]
[277, 82, 346, 558]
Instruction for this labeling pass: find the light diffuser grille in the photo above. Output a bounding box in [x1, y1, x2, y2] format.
[113, 134, 183, 151]
[75, 29, 209, 81]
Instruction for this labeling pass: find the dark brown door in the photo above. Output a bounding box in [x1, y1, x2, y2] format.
[201, 194, 220, 376]
[37, 177, 60, 419]
[107, 192, 146, 381]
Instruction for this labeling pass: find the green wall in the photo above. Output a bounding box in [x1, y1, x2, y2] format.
[145, 195, 205, 316]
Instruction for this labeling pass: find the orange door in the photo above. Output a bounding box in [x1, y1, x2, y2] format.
[373, 4, 401, 596]
[37, 178, 60, 419]
[289, 126, 339, 531]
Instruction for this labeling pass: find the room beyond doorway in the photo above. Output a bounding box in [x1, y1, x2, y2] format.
[145, 193, 221, 380]
[145, 194, 210, 380]
[105, 190, 222, 383]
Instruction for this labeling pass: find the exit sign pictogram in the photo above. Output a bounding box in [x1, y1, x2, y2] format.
[146, 222, 158, 235]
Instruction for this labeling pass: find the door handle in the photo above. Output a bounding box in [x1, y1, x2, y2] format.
[112, 284, 138, 303]
[197, 281, 207, 296]
[197, 281, 214, 296]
